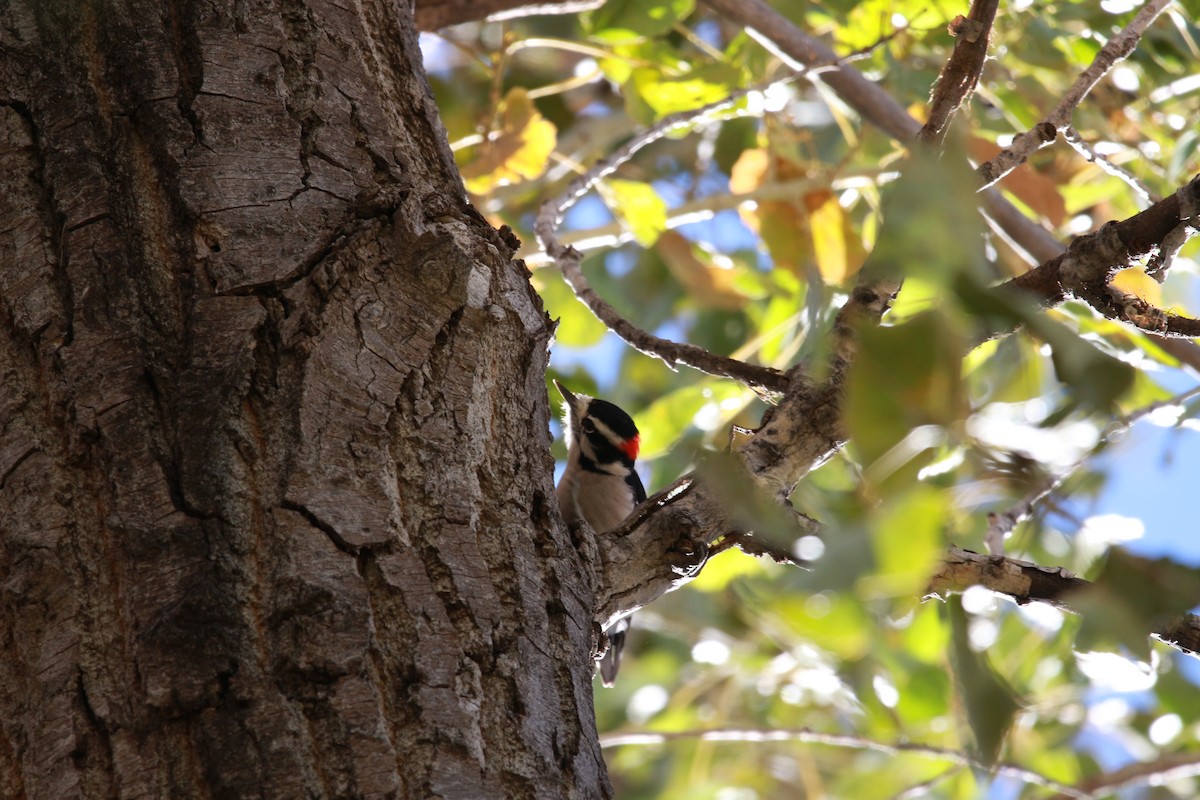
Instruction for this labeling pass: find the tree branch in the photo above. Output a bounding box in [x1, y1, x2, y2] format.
[976, 0, 1173, 188]
[414, 0, 603, 31]
[700, 0, 1062, 266]
[599, 727, 1093, 799]
[535, 83, 794, 391]
[928, 546, 1200, 655]
[1003, 174, 1200, 335]
[918, 0, 1000, 145]
[1049, 752, 1200, 800]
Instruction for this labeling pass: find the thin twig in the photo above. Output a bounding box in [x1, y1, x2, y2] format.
[976, 0, 1173, 188]
[599, 727, 1095, 799]
[520, 170, 896, 265]
[1049, 752, 1200, 800]
[986, 383, 1200, 554]
[1061, 126, 1158, 204]
[536, 80, 798, 391]
[918, 0, 1000, 145]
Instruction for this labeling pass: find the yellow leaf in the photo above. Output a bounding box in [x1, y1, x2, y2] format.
[656, 232, 745, 309]
[607, 179, 668, 246]
[1111, 267, 1163, 307]
[806, 191, 851, 285]
[729, 148, 816, 275]
[728, 147, 768, 195]
[461, 88, 557, 194]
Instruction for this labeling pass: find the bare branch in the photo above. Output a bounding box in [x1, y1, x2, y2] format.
[1004, 175, 1200, 335]
[536, 82, 795, 391]
[918, 0, 1000, 145]
[928, 546, 1200, 654]
[1050, 752, 1200, 800]
[599, 726, 1094, 799]
[975, 0, 1173, 188]
[1061, 126, 1158, 204]
[987, 383, 1200, 556]
[414, 0, 602, 31]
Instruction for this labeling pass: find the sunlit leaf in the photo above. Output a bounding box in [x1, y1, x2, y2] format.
[1111, 267, 1163, 307]
[729, 148, 814, 276]
[585, 0, 695, 44]
[805, 190, 855, 285]
[628, 65, 735, 120]
[688, 548, 763, 592]
[864, 486, 946, 598]
[607, 179, 669, 247]
[460, 88, 556, 194]
[535, 271, 608, 347]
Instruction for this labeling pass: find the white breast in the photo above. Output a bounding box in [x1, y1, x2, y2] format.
[574, 472, 635, 533]
[556, 460, 635, 533]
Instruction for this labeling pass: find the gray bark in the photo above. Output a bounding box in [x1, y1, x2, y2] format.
[0, 1, 606, 797]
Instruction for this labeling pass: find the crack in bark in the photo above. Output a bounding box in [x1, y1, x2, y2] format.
[282, 499, 360, 557]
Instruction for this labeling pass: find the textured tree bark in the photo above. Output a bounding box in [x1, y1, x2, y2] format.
[0, 1, 606, 797]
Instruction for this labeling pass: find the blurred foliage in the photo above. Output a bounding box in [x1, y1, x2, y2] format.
[422, 0, 1200, 797]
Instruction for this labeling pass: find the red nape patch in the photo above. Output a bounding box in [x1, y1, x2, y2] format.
[621, 435, 640, 461]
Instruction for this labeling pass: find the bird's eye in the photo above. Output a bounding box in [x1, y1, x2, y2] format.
[581, 418, 596, 433]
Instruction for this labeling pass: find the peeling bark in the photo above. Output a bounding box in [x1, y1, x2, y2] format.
[0, 1, 605, 797]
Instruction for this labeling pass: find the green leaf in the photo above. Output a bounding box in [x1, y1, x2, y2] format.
[585, 0, 695, 44]
[845, 310, 966, 490]
[868, 148, 988, 286]
[606, 179, 669, 247]
[696, 450, 807, 554]
[688, 548, 763, 592]
[633, 380, 743, 460]
[627, 64, 736, 121]
[948, 596, 1021, 766]
[536, 271, 608, 348]
[1075, 550, 1200, 660]
[865, 486, 946, 599]
[954, 275, 1135, 413]
[770, 592, 872, 660]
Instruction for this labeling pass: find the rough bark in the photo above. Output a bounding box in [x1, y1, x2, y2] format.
[0, 1, 605, 798]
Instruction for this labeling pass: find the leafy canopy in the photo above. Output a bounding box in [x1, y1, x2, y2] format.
[424, 1, 1200, 797]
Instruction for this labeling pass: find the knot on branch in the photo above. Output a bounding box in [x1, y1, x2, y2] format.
[1059, 220, 1128, 293]
[948, 15, 985, 43]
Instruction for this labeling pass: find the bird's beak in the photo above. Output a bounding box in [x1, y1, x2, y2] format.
[552, 379, 577, 408]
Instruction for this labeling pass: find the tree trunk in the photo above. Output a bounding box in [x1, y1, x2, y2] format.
[0, 1, 605, 797]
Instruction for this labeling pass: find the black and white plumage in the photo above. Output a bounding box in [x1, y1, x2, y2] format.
[553, 380, 645, 686]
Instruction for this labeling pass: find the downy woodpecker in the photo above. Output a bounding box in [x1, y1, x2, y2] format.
[553, 379, 645, 686]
